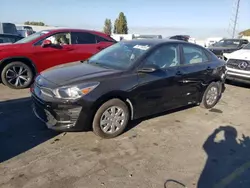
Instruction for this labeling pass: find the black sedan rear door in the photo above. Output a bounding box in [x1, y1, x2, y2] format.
[175, 43, 213, 105]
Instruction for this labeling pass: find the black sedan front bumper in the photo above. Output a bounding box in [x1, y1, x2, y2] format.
[32, 94, 87, 132]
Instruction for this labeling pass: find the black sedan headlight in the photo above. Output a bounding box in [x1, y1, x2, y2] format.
[54, 82, 100, 100]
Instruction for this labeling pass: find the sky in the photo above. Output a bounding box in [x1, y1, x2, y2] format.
[1, 0, 249, 39]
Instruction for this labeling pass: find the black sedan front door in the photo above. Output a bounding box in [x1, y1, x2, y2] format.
[132, 43, 181, 118]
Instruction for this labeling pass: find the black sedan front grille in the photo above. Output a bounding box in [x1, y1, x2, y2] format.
[32, 97, 48, 122]
[32, 93, 81, 123]
[227, 59, 250, 71]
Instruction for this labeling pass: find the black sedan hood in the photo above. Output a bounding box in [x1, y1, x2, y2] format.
[40, 63, 122, 86]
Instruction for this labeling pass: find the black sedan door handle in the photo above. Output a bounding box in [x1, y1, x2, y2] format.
[206, 66, 212, 71]
[176, 71, 183, 76]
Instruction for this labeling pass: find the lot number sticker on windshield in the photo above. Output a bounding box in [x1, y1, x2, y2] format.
[133, 45, 150, 50]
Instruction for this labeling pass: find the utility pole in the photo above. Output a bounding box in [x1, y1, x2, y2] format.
[228, 0, 241, 38]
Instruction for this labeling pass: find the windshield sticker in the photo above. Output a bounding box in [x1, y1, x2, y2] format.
[133, 45, 150, 50]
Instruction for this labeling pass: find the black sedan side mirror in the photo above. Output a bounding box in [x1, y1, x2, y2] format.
[138, 64, 160, 73]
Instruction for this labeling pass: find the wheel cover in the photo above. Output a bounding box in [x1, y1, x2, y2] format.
[100, 106, 126, 134]
[5, 65, 30, 87]
[206, 86, 218, 106]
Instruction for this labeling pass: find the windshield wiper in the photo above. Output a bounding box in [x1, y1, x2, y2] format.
[88, 61, 110, 69]
[81, 59, 89, 63]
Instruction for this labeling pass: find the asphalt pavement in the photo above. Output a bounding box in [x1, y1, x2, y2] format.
[0, 82, 250, 188]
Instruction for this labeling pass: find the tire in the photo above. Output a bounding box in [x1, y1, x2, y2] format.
[1, 61, 34, 89]
[200, 82, 221, 109]
[92, 99, 130, 139]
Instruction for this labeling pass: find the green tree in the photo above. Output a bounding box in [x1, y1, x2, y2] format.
[103, 19, 112, 35]
[114, 12, 128, 34]
[239, 29, 250, 36]
[113, 19, 118, 34]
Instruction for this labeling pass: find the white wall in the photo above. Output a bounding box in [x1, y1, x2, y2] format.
[242, 36, 250, 41]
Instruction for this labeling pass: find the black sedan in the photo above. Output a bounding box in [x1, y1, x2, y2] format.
[168, 35, 190, 42]
[0, 33, 23, 44]
[208, 38, 249, 60]
[31, 39, 226, 138]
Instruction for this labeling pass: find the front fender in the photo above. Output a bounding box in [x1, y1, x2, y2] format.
[92, 90, 134, 120]
[0, 56, 38, 73]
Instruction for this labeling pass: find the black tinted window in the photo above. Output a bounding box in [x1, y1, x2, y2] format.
[2, 23, 17, 34]
[71, 32, 96, 44]
[95, 35, 110, 43]
[183, 45, 209, 65]
[145, 44, 180, 68]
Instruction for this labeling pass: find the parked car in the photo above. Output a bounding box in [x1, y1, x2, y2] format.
[0, 29, 116, 89]
[31, 39, 226, 138]
[0, 22, 18, 35]
[16, 26, 36, 37]
[224, 42, 250, 84]
[188, 37, 196, 44]
[207, 38, 249, 60]
[204, 37, 223, 47]
[168, 35, 190, 42]
[134, 35, 163, 39]
[0, 34, 23, 44]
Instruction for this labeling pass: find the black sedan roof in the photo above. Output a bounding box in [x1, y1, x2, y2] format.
[122, 38, 188, 46]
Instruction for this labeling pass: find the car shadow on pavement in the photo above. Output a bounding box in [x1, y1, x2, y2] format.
[197, 125, 250, 188]
[0, 97, 58, 163]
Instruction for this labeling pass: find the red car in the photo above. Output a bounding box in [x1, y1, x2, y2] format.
[0, 29, 116, 89]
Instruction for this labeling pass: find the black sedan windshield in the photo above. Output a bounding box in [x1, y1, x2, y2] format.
[88, 41, 152, 70]
[212, 39, 241, 48]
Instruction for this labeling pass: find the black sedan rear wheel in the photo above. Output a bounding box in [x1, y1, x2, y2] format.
[200, 82, 221, 109]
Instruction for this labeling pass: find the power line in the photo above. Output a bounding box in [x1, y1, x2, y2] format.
[228, 0, 241, 38]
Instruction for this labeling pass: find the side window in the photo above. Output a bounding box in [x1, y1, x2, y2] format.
[95, 35, 109, 43]
[183, 45, 209, 65]
[145, 44, 180, 68]
[71, 32, 96, 44]
[35, 32, 71, 46]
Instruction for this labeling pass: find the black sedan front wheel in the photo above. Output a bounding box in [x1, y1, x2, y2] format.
[92, 99, 130, 139]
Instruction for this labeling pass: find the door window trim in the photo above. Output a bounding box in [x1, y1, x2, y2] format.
[138, 43, 182, 70]
[179, 43, 211, 67]
[33, 32, 72, 46]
